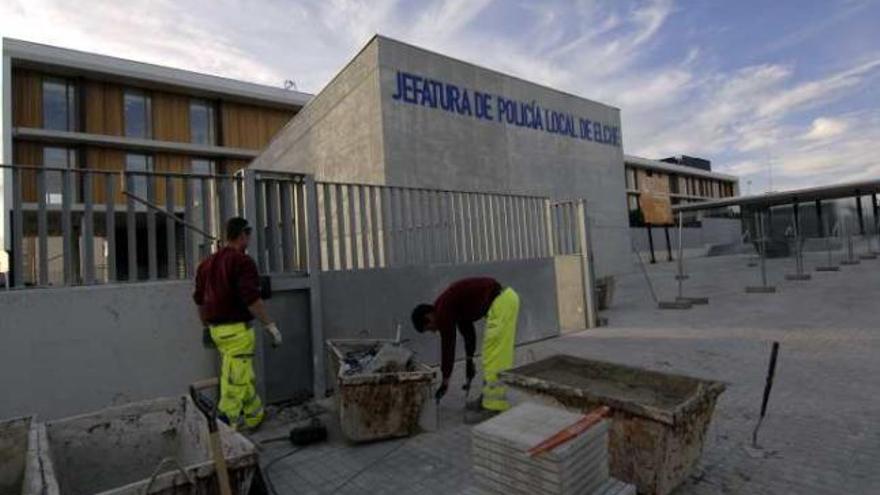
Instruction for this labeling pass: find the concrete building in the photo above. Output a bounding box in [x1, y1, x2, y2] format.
[624, 154, 738, 226]
[0, 37, 310, 283]
[252, 35, 630, 276]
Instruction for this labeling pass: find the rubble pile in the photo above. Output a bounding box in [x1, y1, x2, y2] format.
[341, 343, 415, 375]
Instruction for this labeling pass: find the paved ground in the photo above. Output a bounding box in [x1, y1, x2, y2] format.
[253, 249, 880, 494]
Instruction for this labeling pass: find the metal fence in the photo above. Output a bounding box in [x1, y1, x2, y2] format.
[2, 163, 309, 288]
[313, 182, 553, 271]
[4, 163, 596, 288]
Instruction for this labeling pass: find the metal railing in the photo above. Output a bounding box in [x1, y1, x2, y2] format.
[2, 163, 309, 288]
[313, 182, 552, 271]
[4, 163, 597, 289]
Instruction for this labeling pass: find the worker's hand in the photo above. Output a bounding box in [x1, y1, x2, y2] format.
[465, 358, 476, 382]
[435, 380, 449, 401]
[264, 322, 283, 347]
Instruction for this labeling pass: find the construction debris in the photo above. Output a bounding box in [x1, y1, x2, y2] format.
[472, 402, 635, 495]
[328, 339, 435, 442]
[340, 342, 415, 375]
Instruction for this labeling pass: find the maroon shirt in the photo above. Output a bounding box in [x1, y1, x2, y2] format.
[193, 247, 261, 324]
[434, 277, 502, 380]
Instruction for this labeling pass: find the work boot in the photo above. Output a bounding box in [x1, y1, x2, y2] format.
[218, 413, 243, 431]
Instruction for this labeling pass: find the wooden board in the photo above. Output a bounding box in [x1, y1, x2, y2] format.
[13, 69, 42, 128]
[639, 193, 673, 226]
[152, 93, 190, 142]
[153, 154, 188, 207]
[221, 102, 294, 149]
[13, 141, 42, 202]
[84, 81, 124, 136]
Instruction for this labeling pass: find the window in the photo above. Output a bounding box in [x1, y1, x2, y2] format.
[189, 99, 216, 145]
[668, 174, 679, 194]
[627, 193, 640, 212]
[125, 154, 153, 198]
[42, 78, 77, 131]
[42, 147, 77, 204]
[191, 158, 216, 206]
[124, 90, 152, 138]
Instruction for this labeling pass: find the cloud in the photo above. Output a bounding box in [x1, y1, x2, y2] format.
[803, 117, 849, 140]
[1, 0, 878, 193]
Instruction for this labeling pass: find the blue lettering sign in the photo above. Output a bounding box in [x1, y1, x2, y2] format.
[389, 70, 621, 148]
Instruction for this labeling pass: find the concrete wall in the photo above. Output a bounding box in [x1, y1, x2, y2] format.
[249, 36, 630, 278]
[319, 258, 559, 375]
[0, 257, 559, 419]
[251, 40, 386, 184]
[0, 281, 315, 420]
[377, 38, 629, 277]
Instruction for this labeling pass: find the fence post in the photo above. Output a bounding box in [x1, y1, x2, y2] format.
[544, 199, 555, 256]
[304, 175, 326, 398]
[576, 200, 598, 329]
[242, 169, 261, 268]
[11, 166, 23, 287]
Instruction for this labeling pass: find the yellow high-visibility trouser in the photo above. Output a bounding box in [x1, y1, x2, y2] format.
[210, 322, 264, 429]
[482, 287, 520, 412]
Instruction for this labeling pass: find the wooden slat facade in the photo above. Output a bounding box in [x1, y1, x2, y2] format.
[83, 81, 124, 136]
[153, 93, 190, 142]
[154, 154, 188, 207]
[13, 141, 42, 202]
[221, 102, 294, 149]
[13, 69, 42, 127]
[11, 67, 300, 210]
[85, 147, 126, 204]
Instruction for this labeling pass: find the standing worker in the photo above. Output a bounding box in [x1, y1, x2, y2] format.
[193, 217, 283, 430]
[411, 277, 520, 415]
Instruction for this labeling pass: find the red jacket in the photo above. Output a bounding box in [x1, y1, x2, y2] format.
[433, 277, 502, 380]
[193, 247, 261, 324]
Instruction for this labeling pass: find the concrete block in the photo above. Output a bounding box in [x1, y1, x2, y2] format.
[676, 296, 709, 305]
[816, 266, 840, 272]
[840, 260, 861, 266]
[658, 300, 692, 309]
[745, 286, 777, 294]
[785, 274, 812, 281]
[472, 403, 614, 494]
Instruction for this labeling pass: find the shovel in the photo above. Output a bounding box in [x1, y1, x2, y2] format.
[190, 378, 233, 495]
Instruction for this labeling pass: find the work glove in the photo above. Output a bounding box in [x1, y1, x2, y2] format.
[464, 358, 476, 390]
[265, 322, 283, 347]
[435, 381, 449, 402]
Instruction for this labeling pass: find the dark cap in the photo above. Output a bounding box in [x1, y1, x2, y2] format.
[226, 217, 252, 240]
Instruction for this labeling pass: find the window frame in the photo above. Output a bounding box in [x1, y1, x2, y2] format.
[42, 77, 78, 132]
[189, 99, 217, 145]
[123, 89, 153, 139]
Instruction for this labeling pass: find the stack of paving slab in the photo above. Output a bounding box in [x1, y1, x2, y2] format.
[472, 402, 635, 495]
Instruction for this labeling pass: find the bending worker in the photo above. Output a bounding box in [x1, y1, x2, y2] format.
[411, 277, 520, 414]
[193, 217, 283, 430]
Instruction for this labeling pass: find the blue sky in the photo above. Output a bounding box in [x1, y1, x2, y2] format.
[2, 0, 878, 193]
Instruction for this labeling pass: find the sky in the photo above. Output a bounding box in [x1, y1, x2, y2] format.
[1, 0, 879, 194]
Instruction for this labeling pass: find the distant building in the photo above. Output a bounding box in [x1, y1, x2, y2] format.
[0, 38, 310, 284]
[624, 155, 739, 226]
[659, 155, 712, 172]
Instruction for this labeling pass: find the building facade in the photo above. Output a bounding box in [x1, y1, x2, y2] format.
[0, 38, 310, 284]
[624, 154, 738, 226]
[253, 35, 631, 276]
